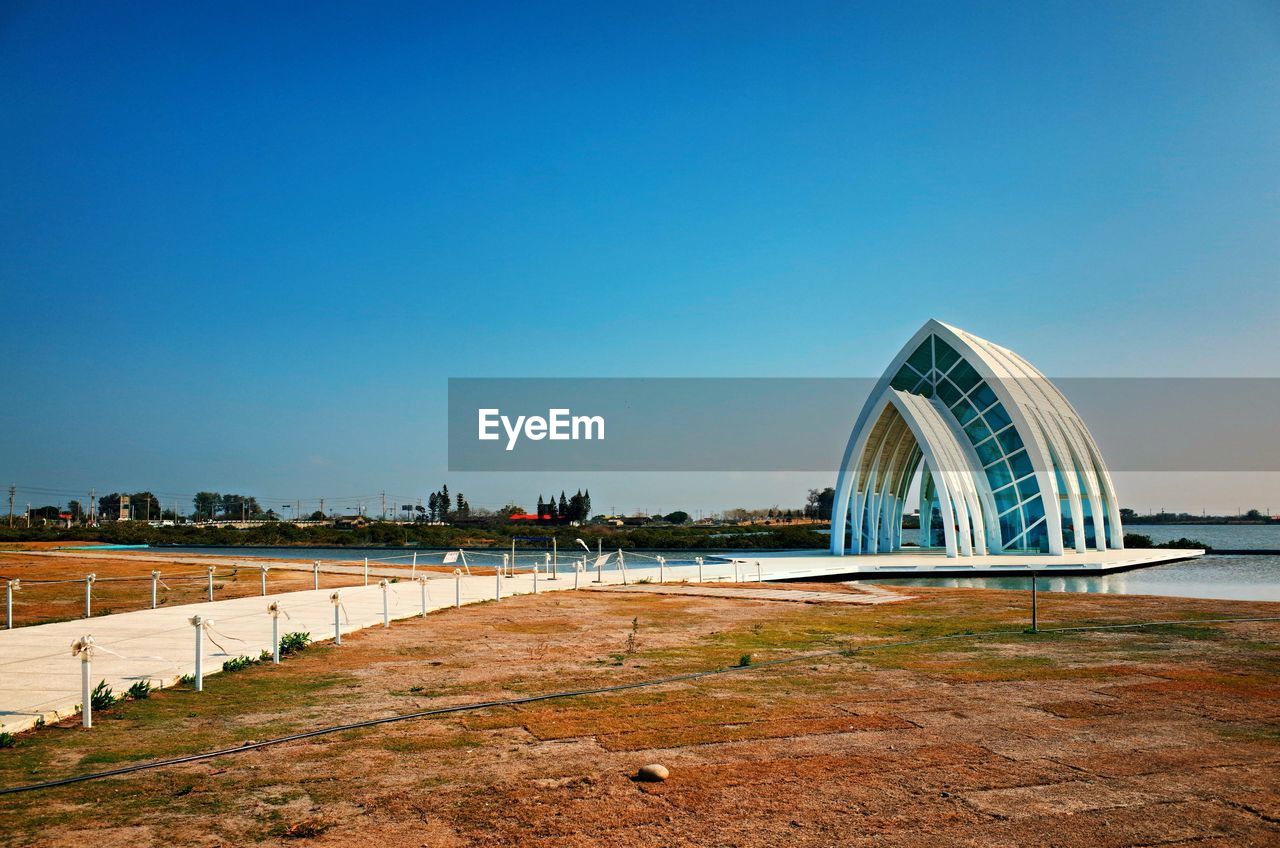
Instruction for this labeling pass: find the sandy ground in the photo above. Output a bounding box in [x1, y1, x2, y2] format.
[0, 570, 1276, 847]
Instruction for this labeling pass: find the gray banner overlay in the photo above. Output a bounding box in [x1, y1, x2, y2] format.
[448, 378, 1280, 472]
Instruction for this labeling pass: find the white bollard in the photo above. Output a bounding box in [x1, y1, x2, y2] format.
[533, 562, 539, 594]
[268, 602, 282, 664]
[151, 570, 160, 609]
[6, 579, 19, 629]
[84, 573, 95, 618]
[190, 615, 205, 692]
[546, 552, 555, 581]
[260, 565, 269, 596]
[756, 560, 762, 582]
[207, 566, 215, 601]
[495, 564, 502, 601]
[618, 551, 627, 585]
[364, 557, 369, 586]
[72, 636, 94, 728]
[418, 576, 429, 617]
[658, 556, 665, 583]
[411, 552, 417, 578]
[331, 592, 342, 645]
[313, 561, 320, 590]
[696, 557, 704, 583]
[454, 569, 461, 608]
[380, 579, 390, 628]
[574, 557, 581, 589]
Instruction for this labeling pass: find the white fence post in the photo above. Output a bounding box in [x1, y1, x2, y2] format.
[574, 557, 581, 589]
[380, 579, 390, 628]
[331, 592, 342, 645]
[313, 561, 320, 591]
[151, 570, 160, 609]
[364, 557, 369, 586]
[411, 552, 417, 579]
[269, 602, 281, 664]
[207, 566, 215, 601]
[6, 579, 19, 629]
[658, 556, 665, 583]
[533, 562, 539, 594]
[190, 615, 205, 691]
[72, 635, 94, 728]
[495, 562, 502, 601]
[756, 560, 762, 582]
[454, 569, 461, 608]
[618, 550, 627, 585]
[418, 576, 429, 617]
[84, 573, 95, 618]
[696, 557, 704, 583]
[260, 565, 269, 597]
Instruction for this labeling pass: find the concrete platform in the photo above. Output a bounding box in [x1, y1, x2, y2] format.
[742, 547, 1205, 580]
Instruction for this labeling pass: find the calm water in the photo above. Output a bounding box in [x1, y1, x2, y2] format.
[868, 554, 1280, 603]
[1126, 523, 1280, 550]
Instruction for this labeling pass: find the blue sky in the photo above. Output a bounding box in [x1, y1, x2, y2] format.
[2, 1, 1278, 515]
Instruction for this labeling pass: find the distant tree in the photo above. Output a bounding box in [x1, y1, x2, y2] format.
[193, 492, 221, 521]
[428, 492, 440, 521]
[455, 492, 469, 517]
[559, 491, 569, 520]
[664, 510, 690, 524]
[1119, 508, 1137, 521]
[31, 505, 61, 520]
[537, 494, 546, 517]
[1246, 509, 1263, 519]
[439, 485, 450, 521]
[67, 500, 83, 521]
[308, 510, 325, 520]
[805, 487, 835, 521]
[582, 489, 591, 520]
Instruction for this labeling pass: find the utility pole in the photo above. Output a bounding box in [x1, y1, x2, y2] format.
[319, 498, 324, 518]
[380, 491, 386, 521]
[7, 485, 13, 527]
[88, 489, 95, 525]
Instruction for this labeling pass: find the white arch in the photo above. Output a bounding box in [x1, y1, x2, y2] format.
[831, 320, 1125, 556]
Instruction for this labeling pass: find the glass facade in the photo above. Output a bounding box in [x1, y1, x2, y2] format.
[887, 334, 1047, 552]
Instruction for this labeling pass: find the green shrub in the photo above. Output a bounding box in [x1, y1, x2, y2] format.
[90, 680, 116, 711]
[736, 653, 753, 667]
[222, 655, 258, 673]
[125, 680, 153, 700]
[278, 631, 311, 656]
[0, 731, 16, 748]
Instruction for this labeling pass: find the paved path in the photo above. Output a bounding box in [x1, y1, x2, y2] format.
[588, 583, 913, 605]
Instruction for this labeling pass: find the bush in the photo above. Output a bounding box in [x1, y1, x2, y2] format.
[736, 653, 753, 667]
[278, 631, 311, 656]
[1125, 533, 1207, 550]
[125, 680, 153, 700]
[0, 731, 16, 748]
[222, 655, 259, 673]
[90, 680, 116, 712]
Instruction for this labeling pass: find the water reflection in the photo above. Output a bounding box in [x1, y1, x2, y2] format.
[868, 554, 1280, 602]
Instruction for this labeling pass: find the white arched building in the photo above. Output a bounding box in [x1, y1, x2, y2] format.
[831, 320, 1124, 558]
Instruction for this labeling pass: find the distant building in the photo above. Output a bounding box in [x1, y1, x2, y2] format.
[832, 320, 1123, 558]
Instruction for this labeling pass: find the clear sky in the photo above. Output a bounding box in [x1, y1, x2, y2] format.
[2, 1, 1278, 516]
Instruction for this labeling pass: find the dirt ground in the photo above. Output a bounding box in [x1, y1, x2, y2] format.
[0, 571, 1277, 847]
